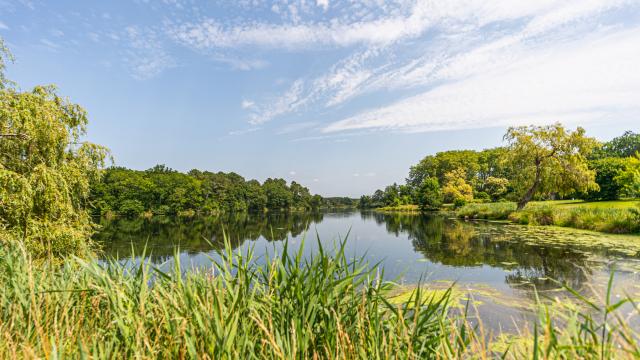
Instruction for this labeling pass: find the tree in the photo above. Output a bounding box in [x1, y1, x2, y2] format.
[597, 131, 640, 158]
[0, 37, 13, 89]
[586, 157, 628, 200]
[416, 178, 443, 210]
[263, 178, 293, 210]
[245, 179, 267, 212]
[0, 85, 109, 256]
[484, 177, 510, 201]
[615, 154, 640, 198]
[504, 123, 598, 210]
[442, 169, 473, 205]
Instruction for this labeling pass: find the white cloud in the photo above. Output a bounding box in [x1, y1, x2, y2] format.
[247, 79, 306, 124]
[246, 0, 637, 127]
[241, 99, 255, 109]
[289, 170, 297, 175]
[168, 1, 434, 50]
[323, 26, 640, 133]
[0, 21, 8, 30]
[316, 0, 329, 11]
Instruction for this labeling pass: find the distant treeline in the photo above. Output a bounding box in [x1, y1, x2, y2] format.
[360, 130, 640, 209]
[91, 165, 356, 217]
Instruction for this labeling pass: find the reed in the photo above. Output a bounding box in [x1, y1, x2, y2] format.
[0, 237, 638, 359]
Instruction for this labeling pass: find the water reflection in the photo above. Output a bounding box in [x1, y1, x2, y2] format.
[361, 212, 595, 291]
[95, 211, 324, 263]
[95, 211, 639, 294]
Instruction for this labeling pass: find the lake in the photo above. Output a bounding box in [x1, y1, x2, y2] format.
[94, 210, 640, 330]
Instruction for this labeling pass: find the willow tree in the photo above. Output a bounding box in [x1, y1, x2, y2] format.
[0, 46, 109, 256]
[504, 123, 598, 210]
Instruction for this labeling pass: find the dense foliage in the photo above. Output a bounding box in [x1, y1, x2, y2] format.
[91, 166, 328, 217]
[362, 126, 639, 209]
[0, 84, 109, 257]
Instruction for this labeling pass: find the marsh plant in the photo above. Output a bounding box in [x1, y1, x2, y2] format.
[0, 236, 639, 359]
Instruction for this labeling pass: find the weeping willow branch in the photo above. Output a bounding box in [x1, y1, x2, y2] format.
[0, 133, 28, 139]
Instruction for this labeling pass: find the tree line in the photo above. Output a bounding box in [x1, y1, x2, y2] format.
[360, 125, 640, 210]
[90, 165, 336, 217]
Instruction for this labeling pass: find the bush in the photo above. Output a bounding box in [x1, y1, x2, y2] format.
[455, 202, 516, 220]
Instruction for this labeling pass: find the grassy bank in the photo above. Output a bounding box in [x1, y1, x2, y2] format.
[456, 200, 640, 234]
[1, 240, 639, 358]
[374, 204, 421, 213]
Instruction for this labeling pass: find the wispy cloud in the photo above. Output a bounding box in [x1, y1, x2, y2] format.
[324, 26, 640, 133]
[244, 0, 638, 129]
[276, 121, 318, 135]
[210, 54, 268, 71]
[0, 21, 9, 30]
[241, 99, 255, 109]
[122, 26, 175, 80]
[168, 2, 432, 51]
[228, 127, 261, 136]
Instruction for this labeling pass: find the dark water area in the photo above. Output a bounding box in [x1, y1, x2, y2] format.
[94, 210, 640, 331]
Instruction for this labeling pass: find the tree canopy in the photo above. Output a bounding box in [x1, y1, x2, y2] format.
[0, 85, 109, 256]
[504, 123, 598, 209]
[361, 123, 637, 210]
[91, 167, 326, 217]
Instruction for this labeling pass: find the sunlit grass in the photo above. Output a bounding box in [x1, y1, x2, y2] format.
[1, 237, 638, 359]
[457, 200, 640, 234]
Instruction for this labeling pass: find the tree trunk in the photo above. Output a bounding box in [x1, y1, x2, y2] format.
[517, 161, 542, 211]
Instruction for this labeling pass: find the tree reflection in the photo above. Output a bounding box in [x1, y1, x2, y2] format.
[94, 211, 323, 262]
[363, 212, 597, 290]
[96, 211, 631, 292]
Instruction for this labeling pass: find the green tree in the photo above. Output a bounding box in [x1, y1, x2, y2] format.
[263, 178, 293, 210]
[615, 154, 640, 198]
[0, 85, 109, 256]
[0, 37, 13, 88]
[245, 179, 267, 212]
[483, 177, 510, 201]
[290, 181, 312, 209]
[586, 157, 628, 200]
[504, 123, 598, 210]
[597, 131, 640, 158]
[416, 178, 443, 210]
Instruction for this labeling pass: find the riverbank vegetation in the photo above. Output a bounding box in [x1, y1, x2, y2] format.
[457, 201, 640, 234]
[361, 124, 640, 234]
[1, 239, 639, 359]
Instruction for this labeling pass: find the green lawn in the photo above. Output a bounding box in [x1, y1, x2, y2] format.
[535, 199, 640, 209]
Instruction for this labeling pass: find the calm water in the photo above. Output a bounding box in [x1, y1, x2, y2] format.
[94, 210, 640, 329]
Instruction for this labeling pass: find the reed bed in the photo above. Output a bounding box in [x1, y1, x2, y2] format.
[0, 237, 638, 359]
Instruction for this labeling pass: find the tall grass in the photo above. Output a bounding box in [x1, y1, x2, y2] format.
[0, 238, 456, 359]
[0, 238, 638, 358]
[456, 202, 640, 234]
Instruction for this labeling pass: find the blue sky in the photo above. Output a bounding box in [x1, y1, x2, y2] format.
[1, 0, 639, 197]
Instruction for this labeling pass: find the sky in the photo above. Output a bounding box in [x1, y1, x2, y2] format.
[1, 0, 639, 197]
